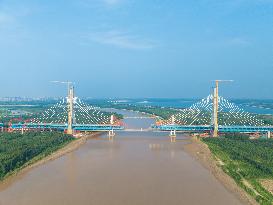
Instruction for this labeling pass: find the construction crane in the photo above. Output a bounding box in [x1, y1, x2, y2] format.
[50, 80, 73, 85]
[213, 80, 234, 93]
[212, 80, 234, 137]
[50, 81, 74, 96]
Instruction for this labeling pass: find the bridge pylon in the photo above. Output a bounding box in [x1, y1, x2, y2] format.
[110, 115, 114, 125]
[67, 84, 75, 135]
[211, 80, 233, 137]
[212, 83, 219, 137]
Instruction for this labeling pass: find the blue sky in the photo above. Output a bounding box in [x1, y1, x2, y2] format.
[0, 0, 272, 99]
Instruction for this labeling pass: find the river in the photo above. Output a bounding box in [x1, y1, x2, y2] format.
[0, 109, 243, 205]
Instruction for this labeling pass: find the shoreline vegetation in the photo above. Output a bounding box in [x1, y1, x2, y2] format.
[0, 132, 75, 181]
[0, 132, 75, 182]
[202, 135, 273, 205]
[0, 132, 99, 186]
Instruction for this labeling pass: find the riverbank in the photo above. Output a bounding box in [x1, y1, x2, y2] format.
[22, 132, 102, 169]
[183, 137, 258, 205]
[0, 132, 101, 190]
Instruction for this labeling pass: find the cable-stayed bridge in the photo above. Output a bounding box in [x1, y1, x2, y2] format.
[9, 85, 124, 137]
[153, 86, 273, 140]
[2, 82, 273, 140]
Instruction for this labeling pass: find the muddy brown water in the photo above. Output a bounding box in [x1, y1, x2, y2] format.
[0, 110, 243, 205]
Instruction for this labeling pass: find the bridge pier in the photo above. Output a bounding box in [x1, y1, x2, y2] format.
[169, 115, 177, 142]
[108, 115, 116, 141]
[169, 130, 176, 142]
[108, 129, 115, 141]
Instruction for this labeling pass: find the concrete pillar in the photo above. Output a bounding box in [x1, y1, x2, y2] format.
[170, 130, 176, 142]
[108, 129, 115, 141]
[169, 130, 176, 136]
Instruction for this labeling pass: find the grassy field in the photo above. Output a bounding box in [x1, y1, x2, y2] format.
[0, 132, 75, 180]
[203, 134, 273, 205]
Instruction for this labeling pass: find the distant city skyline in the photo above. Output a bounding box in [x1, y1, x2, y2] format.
[0, 0, 272, 99]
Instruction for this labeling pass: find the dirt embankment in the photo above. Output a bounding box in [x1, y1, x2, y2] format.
[183, 137, 258, 205]
[260, 179, 273, 195]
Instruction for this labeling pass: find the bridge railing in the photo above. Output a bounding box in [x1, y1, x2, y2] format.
[73, 124, 124, 131]
[152, 124, 273, 133]
[219, 126, 273, 133]
[152, 124, 212, 132]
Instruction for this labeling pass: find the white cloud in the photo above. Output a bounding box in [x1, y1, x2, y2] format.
[226, 37, 251, 46]
[83, 30, 156, 50]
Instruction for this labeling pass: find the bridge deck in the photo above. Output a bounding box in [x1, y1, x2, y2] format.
[7, 123, 273, 133]
[153, 125, 273, 133]
[10, 123, 124, 131]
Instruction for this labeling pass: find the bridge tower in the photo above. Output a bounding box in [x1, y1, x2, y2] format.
[110, 114, 114, 125]
[67, 84, 75, 135]
[211, 80, 233, 137]
[51, 81, 75, 135]
[212, 81, 219, 137]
